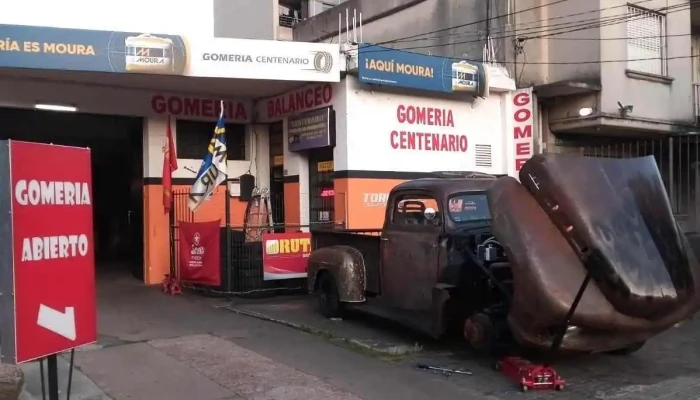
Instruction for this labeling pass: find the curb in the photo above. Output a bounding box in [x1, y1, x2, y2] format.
[0, 364, 24, 400]
[220, 305, 423, 357]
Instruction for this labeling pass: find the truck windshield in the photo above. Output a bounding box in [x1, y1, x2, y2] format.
[447, 193, 491, 222]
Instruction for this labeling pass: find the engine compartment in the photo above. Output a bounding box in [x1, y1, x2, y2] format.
[445, 230, 515, 349]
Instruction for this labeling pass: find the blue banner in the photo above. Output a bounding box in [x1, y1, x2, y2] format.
[0, 24, 187, 75]
[357, 44, 488, 96]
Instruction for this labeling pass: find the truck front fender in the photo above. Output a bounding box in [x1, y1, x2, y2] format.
[307, 245, 366, 302]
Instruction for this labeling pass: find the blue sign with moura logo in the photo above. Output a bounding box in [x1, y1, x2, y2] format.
[0, 24, 188, 75]
[357, 44, 488, 97]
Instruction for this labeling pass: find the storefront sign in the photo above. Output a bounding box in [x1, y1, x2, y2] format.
[358, 44, 488, 96]
[259, 83, 334, 121]
[0, 24, 340, 82]
[178, 220, 221, 286]
[346, 88, 502, 174]
[262, 232, 311, 280]
[151, 95, 251, 122]
[363, 193, 389, 207]
[510, 88, 534, 176]
[0, 141, 97, 364]
[317, 161, 334, 172]
[391, 105, 468, 153]
[288, 107, 334, 152]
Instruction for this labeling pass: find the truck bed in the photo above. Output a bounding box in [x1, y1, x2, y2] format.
[311, 229, 382, 294]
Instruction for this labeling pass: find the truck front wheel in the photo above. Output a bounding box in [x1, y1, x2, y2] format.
[318, 272, 344, 318]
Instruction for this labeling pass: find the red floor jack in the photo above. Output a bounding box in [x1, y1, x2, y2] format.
[497, 273, 592, 392]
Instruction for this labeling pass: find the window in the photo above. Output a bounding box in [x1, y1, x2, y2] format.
[175, 119, 246, 160]
[627, 5, 666, 76]
[392, 194, 441, 226]
[447, 193, 491, 223]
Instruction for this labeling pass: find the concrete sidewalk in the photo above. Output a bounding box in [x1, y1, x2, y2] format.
[15, 273, 493, 400]
[21, 334, 362, 400]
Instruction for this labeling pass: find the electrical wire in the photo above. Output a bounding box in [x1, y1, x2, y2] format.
[375, 0, 573, 45]
[392, 1, 698, 52]
[357, 1, 699, 57]
[387, 0, 655, 44]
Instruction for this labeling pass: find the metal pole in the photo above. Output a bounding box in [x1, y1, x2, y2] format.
[40, 359, 46, 400]
[169, 199, 175, 279]
[547, 273, 591, 365]
[47, 354, 59, 400]
[225, 184, 232, 291]
[66, 349, 75, 400]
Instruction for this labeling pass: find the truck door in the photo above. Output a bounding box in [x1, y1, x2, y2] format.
[380, 191, 442, 311]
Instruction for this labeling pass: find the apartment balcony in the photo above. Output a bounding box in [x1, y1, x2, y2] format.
[278, 14, 299, 41]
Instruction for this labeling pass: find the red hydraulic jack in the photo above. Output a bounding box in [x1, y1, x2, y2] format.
[497, 273, 592, 392]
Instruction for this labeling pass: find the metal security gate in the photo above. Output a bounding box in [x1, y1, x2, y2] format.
[555, 134, 700, 233]
[169, 187, 343, 297]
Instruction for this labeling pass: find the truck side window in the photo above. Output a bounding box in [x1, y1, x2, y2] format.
[393, 194, 441, 226]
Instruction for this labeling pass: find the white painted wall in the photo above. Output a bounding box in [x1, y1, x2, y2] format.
[0, 76, 266, 185]
[1, 0, 215, 36]
[344, 76, 510, 175]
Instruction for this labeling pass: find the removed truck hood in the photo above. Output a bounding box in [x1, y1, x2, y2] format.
[518, 154, 697, 320]
[487, 154, 700, 351]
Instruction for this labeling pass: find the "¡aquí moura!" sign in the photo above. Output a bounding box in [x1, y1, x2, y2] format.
[0, 140, 97, 364]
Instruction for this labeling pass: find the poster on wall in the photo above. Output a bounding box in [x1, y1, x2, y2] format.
[0, 24, 340, 82]
[358, 44, 488, 96]
[288, 107, 335, 152]
[262, 232, 312, 280]
[178, 220, 221, 286]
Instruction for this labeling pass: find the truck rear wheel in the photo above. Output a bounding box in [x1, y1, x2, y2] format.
[318, 273, 344, 318]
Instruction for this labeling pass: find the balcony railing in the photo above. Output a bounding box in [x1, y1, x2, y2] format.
[279, 14, 300, 28]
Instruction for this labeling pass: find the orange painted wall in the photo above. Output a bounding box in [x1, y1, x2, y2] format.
[334, 178, 407, 229]
[143, 183, 248, 285]
[284, 182, 300, 225]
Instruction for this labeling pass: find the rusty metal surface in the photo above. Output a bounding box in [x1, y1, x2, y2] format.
[487, 177, 663, 352]
[306, 245, 366, 302]
[519, 154, 700, 321]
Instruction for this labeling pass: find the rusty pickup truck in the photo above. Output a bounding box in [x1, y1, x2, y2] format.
[307, 155, 700, 354]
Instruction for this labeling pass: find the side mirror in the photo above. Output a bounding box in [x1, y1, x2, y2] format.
[424, 207, 437, 220]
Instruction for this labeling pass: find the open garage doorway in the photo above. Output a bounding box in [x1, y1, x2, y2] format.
[0, 108, 144, 280]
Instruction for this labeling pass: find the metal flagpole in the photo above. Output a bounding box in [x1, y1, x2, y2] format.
[222, 100, 232, 292]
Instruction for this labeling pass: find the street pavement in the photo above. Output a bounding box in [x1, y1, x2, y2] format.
[19, 272, 492, 400]
[222, 295, 700, 400]
[18, 272, 700, 400]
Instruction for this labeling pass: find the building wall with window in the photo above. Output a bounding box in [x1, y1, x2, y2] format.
[512, 0, 694, 145]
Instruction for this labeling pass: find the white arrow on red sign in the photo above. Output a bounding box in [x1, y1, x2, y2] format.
[37, 304, 76, 341]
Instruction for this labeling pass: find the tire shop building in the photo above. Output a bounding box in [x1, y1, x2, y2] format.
[256, 43, 535, 230]
[0, 16, 341, 285]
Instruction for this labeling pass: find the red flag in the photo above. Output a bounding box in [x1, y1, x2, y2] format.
[163, 116, 178, 214]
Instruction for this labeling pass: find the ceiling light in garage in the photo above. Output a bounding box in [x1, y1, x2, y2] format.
[578, 107, 594, 117]
[34, 103, 78, 112]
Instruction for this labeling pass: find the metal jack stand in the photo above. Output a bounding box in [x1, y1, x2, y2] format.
[498, 272, 591, 392]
